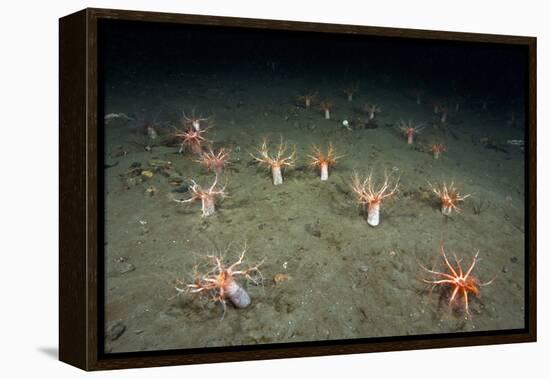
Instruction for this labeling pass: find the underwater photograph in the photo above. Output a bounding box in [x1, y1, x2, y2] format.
[99, 19, 528, 354]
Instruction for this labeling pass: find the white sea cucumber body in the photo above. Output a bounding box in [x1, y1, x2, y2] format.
[202, 196, 216, 216]
[147, 126, 157, 140]
[192, 120, 201, 131]
[367, 202, 380, 226]
[272, 166, 283, 185]
[320, 163, 329, 181]
[226, 280, 251, 308]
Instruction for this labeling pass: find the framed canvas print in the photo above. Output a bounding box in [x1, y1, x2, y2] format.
[59, 8, 536, 371]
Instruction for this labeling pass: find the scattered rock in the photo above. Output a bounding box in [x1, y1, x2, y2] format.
[502, 266, 509, 273]
[164, 167, 184, 182]
[145, 185, 158, 196]
[148, 159, 172, 169]
[125, 176, 143, 188]
[172, 183, 190, 193]
[124, 163, 143, 179]
[104, 159, 120, 169]
[107, 321, 126, 341]
[114, 261, 135, 275]
[168, 177, 184, 186]
[359, 265, 369, 273]
[147, 159, 184, 184]
[105, 112, 132, 122]
[141, 170, 154, 179]
[510, 256, 518, 263]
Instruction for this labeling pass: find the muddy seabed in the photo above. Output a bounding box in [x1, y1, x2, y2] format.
[103, 71, 525, 353]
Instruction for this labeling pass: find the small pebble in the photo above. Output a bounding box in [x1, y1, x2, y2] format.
[125, 177, 141, 187]
[359, 265, 369, 273]
[502, 266, 509, 273]
[273, 273, 291, 284]
[116, 262, 135, 275]
[510, 257, 518, 263]
[145, 185, 158, 196]
[107, 321, 126, 341]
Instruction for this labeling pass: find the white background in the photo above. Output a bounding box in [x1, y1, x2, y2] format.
[1, 0, 547, 377]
